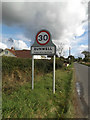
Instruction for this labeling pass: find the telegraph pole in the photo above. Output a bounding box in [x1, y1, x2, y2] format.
[69, 47, 71, 56]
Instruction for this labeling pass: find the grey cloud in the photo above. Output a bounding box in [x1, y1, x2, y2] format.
[2, 2, 66, 41]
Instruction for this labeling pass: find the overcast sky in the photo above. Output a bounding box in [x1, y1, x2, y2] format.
[0, 0, 89, 57]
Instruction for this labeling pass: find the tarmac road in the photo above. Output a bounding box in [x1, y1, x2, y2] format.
[74, 62, 89, 118]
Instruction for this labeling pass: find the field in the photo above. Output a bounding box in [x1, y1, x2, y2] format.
[2, 56, 74, 118]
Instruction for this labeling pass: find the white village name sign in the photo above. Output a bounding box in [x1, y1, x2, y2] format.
[31, 30, 56, 93]
[31, 47, 55, 54]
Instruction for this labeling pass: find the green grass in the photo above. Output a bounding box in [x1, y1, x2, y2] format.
[81, 62, 90, 67]
[2, 69, 73, 118]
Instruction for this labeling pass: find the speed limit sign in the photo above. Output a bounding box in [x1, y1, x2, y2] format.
[36, 30, 50, 45]
[31, 29, 56, 55]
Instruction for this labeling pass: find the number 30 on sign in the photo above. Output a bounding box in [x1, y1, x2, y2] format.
[36, 30, 50, 45]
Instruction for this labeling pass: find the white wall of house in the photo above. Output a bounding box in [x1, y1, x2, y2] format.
[33, 55, 42, 59]
[33, 55, 51, 60]
[0, 49, 15, 57]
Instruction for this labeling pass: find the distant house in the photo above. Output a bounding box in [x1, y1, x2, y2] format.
[0, 47, 50, 59]
[0, 47, 32, 58]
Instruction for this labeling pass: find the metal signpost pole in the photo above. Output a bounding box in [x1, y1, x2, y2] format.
[53, 55, 55, 94]
[32, 55, 34, 89]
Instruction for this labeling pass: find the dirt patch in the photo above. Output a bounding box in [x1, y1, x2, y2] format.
[2, 69, 31, 94]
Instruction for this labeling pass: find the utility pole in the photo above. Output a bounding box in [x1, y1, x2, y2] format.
[69, 47, 71, 56]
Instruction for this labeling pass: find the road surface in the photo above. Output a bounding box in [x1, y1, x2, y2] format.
[74, 62, 89, 117]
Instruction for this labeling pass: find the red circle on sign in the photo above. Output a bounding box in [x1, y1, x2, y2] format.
[36, 30, 50, 45]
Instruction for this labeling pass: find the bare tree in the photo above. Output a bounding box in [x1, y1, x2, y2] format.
[56, 43, 65, 57]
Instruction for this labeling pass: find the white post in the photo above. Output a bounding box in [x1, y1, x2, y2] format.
[32, 55, 34, 89]
[53, 55, 55, 94]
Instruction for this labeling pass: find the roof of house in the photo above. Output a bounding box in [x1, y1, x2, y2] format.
[6, 49, 32, 58]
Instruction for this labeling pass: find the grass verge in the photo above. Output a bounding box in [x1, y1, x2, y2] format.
[81, 62, 90, 67]
[2, 67, 73, 118]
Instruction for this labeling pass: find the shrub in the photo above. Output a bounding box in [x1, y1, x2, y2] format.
[2, 56, 64, 75]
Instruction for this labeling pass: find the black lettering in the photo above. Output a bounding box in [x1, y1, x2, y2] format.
[43, 34, 48, 41]
[39, 48, 41, 50]
[50, 47, 52, 50]
[34, 48, 36, 50]
[38, 35, 42, 41]
[42, 48, 45, 50]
